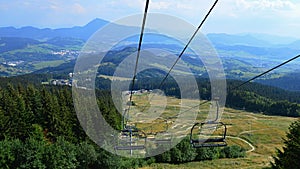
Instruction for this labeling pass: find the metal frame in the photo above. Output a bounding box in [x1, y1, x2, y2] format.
[114, 128, 147, 155]
[190, 99, 227, 148]
[153, 119, 172, 145]
[190, 121, 227, 148]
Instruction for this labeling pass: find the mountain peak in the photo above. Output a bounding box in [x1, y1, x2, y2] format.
[85, 18, 109, 28]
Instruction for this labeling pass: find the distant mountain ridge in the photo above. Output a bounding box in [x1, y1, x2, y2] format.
[207, 33, 271, 47]
[0, 18, 300, 92]
[0, 18, 109, 40]
[0, 37, 40, 53]
[1, 18, 300, 46]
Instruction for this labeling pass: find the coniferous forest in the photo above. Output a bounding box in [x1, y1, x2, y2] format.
[0, 82, 247, 169]
[0, 73, 299, 168]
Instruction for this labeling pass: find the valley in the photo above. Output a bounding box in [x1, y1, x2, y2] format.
[0, 20, 300, 92]
[0, 17, 300, 169]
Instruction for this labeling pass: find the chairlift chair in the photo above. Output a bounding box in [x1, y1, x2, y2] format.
[152, 119, 172, 145]
[115, 108, 147, 154]
[114, 127, 147, 151]
[190, 121, 227, 148]
[154, 133, 172, 145]
[190, 99, 227, 148]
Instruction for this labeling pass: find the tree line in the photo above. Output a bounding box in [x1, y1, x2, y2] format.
[2, 72, 300, 118]
[0, 84, 246, 168]
[130, 77, 300, 117]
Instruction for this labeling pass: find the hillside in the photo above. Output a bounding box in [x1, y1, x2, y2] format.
[0, 79, 297, 168]
[0, 37, 40, 53]
[21, 56, 300, 105]
[142, 107, 297, 169]
[0, 37, 82, 76]
[258, 71, 300, 91]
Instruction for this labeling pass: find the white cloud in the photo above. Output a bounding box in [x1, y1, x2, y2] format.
[72, 3, 86, 14]
[151, 1, 172, 10]
[210, 0, 300, 21]
[47, 1, 60, 11]
[236, 0, 295, 11]
[119, 0, 144, 9]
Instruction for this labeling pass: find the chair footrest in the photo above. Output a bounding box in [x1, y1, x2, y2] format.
[155, 139, 172, 144]
[114, 145, 145, 150]
[192, 143, 227, 148]
[191, 138, 225, 143]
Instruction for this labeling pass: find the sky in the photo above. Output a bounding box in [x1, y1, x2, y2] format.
[1, 0, 300, 38]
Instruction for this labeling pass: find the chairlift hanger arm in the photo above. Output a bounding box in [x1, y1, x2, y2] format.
[127, 0, 150, 117]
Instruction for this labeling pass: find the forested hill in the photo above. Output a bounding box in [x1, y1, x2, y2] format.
[225, 80, 300, 117]
[1, 73, 300, 103]
[226, 79, 300, 103]
[132, 77, 300, 117]
[258, 71, 300, 91]
[0, 73, 299, 117]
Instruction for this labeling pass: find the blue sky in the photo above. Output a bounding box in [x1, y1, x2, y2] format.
[1, 0, 300, 38]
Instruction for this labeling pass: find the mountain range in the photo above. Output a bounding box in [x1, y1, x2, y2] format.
[0, 18, 299, 91]
[1, 18, 300, 46]
[0, 18, 109, 41]
[1, 18, 300, 60]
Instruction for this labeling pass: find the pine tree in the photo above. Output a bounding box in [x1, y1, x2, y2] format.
[25, 85, 43, 124]
[0, 84, 34, 140]
[0, 108, 9, 140]
[271, 119, 300, 169]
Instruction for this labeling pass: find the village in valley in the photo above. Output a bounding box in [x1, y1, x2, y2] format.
[42, 72, 74, 86]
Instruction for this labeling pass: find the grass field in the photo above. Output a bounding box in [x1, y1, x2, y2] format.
[127, 94, 297, 169]
[32, 60, 65, 69]
[99, 74, 132, 81]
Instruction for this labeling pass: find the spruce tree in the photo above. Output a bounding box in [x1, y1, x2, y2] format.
[271, 119, 300, 169]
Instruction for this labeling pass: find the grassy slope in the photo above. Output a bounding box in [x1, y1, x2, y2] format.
[131, 95, 297, 169]
[32, 60, 65, 70]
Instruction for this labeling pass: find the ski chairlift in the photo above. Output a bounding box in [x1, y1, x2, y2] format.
[190, 121, 227, 148]
[114, 127, 147, 152]
[115, 104, 147, 153]
[154, 137, 172, 145]
[152, 118, 172, 145]
[190, 98, 227, 148]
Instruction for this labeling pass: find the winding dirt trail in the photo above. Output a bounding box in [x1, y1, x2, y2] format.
[227, 136, 255, 153]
